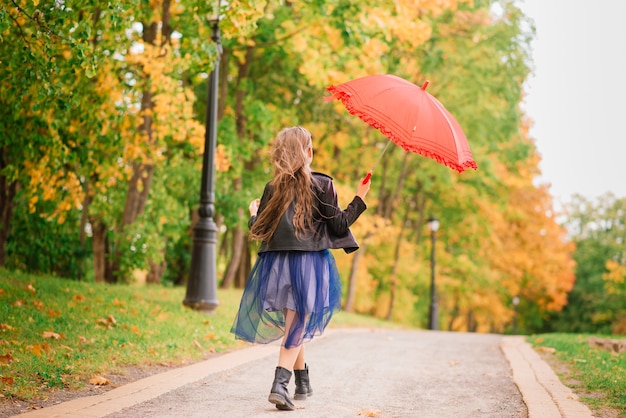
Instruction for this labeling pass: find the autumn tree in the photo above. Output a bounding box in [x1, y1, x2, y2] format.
[1, 0, 580, 335]
[549, 193, 626, 334]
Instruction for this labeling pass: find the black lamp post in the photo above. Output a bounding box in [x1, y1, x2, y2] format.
[183, 2, 224, 312]
[512, 296, 520, 334]
[427, 217, 440, 330]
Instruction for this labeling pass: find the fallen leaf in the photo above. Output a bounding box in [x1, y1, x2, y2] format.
[12, 300, 23, 307]
[47, 309, 61, 318]
[0, 324, 14, 331]
[89, 375, 110, 386]
[112, 298, 125, 306]
[130, 325, 140, 335]
[358, 409, 381, 417]
[31, 345, 43, 357]
[1, 375, 14, 385]
[33, 300, 44, 309]
[0, 352, 14, 364]
[96, 315, 117, 329]
[78, 336, 94, 345]
[26, 284, 36, 293]
[73, 293, 86, 302]
[42, 331, 61, 339]
[536, 346, 556, 354]
[193, 340, 203, 349]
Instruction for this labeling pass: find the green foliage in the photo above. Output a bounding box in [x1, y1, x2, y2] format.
[530, 333, 626, 416]
[5, 194, 90, 279]
[548, 193, 626, 334]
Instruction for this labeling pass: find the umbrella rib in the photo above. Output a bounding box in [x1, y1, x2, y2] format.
[430, 98, 464, 162]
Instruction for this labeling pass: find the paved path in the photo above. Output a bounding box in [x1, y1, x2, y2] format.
[12, 329, 594, 418]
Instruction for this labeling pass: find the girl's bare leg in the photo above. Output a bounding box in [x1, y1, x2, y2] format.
[294, 344, 305, 370]
[278, 309, 304, 370]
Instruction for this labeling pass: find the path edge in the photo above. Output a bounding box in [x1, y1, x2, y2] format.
[500, 335, 594, 418]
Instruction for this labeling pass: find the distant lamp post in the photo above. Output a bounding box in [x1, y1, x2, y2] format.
[427, 217, 440, 330]
[512, 296, 520, 334]
[184, 0, 226, 312]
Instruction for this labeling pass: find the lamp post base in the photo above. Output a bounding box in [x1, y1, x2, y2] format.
[184, 217, 219, 312]
[182, 300, 219, 312]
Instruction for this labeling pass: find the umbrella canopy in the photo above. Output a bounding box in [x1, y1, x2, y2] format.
[325, 74, 478, 174]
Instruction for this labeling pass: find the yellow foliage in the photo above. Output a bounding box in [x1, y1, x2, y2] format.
[215, 144, 231, 172]
[604, 260, 626, 296]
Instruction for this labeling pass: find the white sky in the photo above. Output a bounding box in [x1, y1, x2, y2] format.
[517, 0, 626, 207]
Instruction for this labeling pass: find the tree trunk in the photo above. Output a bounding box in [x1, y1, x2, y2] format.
[344, 239, 369, 312]
[218, 45, 255, 289]
[467, 310, 477, 332]
[0, 144, 16, 267]
[448, 296, 460, 331]
[221, 219, 245, 289]
[92, 219, 107, 283]
[383, 153, 410, 220]
[146, 258, 167, 284]
[235, 242, 251, 288]
[385, 204, 410, 320]
[0, 174, 16, 267]
[109, 5, 173, 282]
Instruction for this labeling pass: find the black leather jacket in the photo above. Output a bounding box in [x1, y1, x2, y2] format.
[249, 172, 367, 254]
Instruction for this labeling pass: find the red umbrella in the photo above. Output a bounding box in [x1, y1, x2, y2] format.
[325, 74, 477, 181]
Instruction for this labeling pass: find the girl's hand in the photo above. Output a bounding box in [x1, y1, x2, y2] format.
[357, 175, 370, 200]
[249, 199, 260, 216]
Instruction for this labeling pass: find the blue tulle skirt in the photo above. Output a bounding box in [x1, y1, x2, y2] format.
[230, 250, 342, 348]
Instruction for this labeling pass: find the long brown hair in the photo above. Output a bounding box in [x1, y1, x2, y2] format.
[250, 126, 317, 242]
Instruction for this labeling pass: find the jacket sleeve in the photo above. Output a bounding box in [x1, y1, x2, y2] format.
[318, 180, 367, 236]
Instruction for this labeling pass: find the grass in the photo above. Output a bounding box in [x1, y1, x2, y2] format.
[0, 268, 403, 401]
[530, 333, 626, 417]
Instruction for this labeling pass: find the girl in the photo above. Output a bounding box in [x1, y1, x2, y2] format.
[231, 126, 370, 410]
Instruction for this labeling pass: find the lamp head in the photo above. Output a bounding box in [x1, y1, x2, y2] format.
[208, 0, 229, 23]
[427, 217, 439, 232]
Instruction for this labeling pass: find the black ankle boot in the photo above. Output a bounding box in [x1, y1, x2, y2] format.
[268, 366, 295, 411]
[294, 364, 313, 400]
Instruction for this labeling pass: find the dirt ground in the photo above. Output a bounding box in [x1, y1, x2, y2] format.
[1, 363, 183, 417]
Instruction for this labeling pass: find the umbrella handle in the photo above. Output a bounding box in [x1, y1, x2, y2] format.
[362, 171, 372, 184]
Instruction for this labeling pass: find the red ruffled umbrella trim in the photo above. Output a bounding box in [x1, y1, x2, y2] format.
[325, 87, 478, 173]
